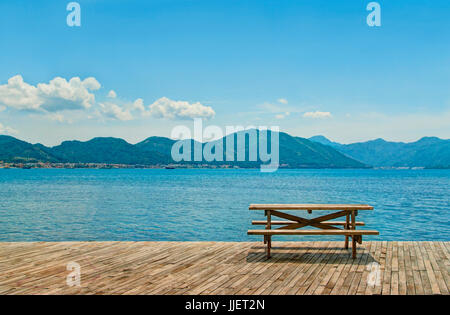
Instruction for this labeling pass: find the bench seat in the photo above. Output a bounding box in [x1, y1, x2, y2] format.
[251, 220, 365, 226]
[247, 229, 379, 236]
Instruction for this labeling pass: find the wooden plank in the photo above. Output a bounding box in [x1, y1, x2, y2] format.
[344, 213, 350, 249]
[321, 250, 349, 295]
[286, 242, 332, 294]
[391, 242, 399, 295]
[307, 244, 343, 295]
[358, 241, 377, 295]
[266, 210, 272, 258]
[372, 241, 385, 295]
[329, 251, 354, 295]
[352, 242, 372, 295]
[409, 241, 424, 295]
[249, 204, 373, 210]
[277, 243, 320, 294]
[251, 220, 365, 226]
[248, 229, 379, 235]
[314, 243, 347, 294]
[351, 210, 356, 259]
[382, 241, 392, 295]
[296, 242, 337, 295]
[347, 242, 371, 295]
[429, 242, 449, 294]
[402, 242, 415, 295]
[419, 242, 441, 295]
[415, 241, 433, 295]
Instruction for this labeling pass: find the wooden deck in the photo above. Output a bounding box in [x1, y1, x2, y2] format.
[0, 241, 448, 295]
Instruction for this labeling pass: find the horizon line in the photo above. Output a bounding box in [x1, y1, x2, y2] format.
[1, 132, 448, 148]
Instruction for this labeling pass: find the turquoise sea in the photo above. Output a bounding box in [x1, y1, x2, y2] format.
[0, 169, 449, 242]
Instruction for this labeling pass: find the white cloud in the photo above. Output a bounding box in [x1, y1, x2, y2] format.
[303, 111, 332, 119]
[148, 97, 215, 120]
[132, 98, 146, 112]
[275, 112, 290, 119]
[0, 75, 40, 111]
[107, 90, 117, 98]
[0, 122, 18, 135]
[0, 75, 101, 112]
[99, 102, 133, 121]
[260, 102, 286, 113]
[278, 98, 288, 104]
[257, 101, 300, 116]
[0, 76, 217, 123]
[47, 113, 65, 123]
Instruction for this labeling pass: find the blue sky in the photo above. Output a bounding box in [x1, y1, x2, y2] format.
[0, 0, 449, 145]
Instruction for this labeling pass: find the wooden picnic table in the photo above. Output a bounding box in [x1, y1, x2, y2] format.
[247, 204, 379, 259]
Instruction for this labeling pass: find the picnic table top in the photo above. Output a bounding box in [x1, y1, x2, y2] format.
[249, 204, 373, 211]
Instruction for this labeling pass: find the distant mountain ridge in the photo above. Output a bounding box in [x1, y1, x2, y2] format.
[0, 131, 367, 169]
[308, 135, 342, 148]
[2, 132, 448, 168]
[308, 135, 450, 168]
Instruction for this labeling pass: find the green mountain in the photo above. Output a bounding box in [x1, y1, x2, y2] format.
[284, 134, 366, 168]
[309, 135, 450, 168]
[0, 135, 60, 163]
[136, 131, 367, 168]
[50, 137, 166, 165]
[0, 131, 368, 168]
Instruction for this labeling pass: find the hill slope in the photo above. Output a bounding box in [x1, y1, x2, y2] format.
[0, 135, 60, 163]
[309, 135, 450, 168]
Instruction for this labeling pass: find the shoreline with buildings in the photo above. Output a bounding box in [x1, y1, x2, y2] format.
[0, 162, 431, 170]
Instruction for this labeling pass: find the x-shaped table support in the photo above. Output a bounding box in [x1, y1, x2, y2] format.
[265, 209, 362, 244]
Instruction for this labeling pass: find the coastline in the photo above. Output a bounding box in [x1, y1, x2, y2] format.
[1, 163, 446, 170]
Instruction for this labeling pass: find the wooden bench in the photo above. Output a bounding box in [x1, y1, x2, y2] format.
[247, 204, 379, 259]
[252, 220, 365, 226]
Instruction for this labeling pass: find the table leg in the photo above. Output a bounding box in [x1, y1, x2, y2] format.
[267, 210, 272, 259]
[264, 210, 267, 244]
[351, 210, 356, 259]
[344, 212, 350, 249]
